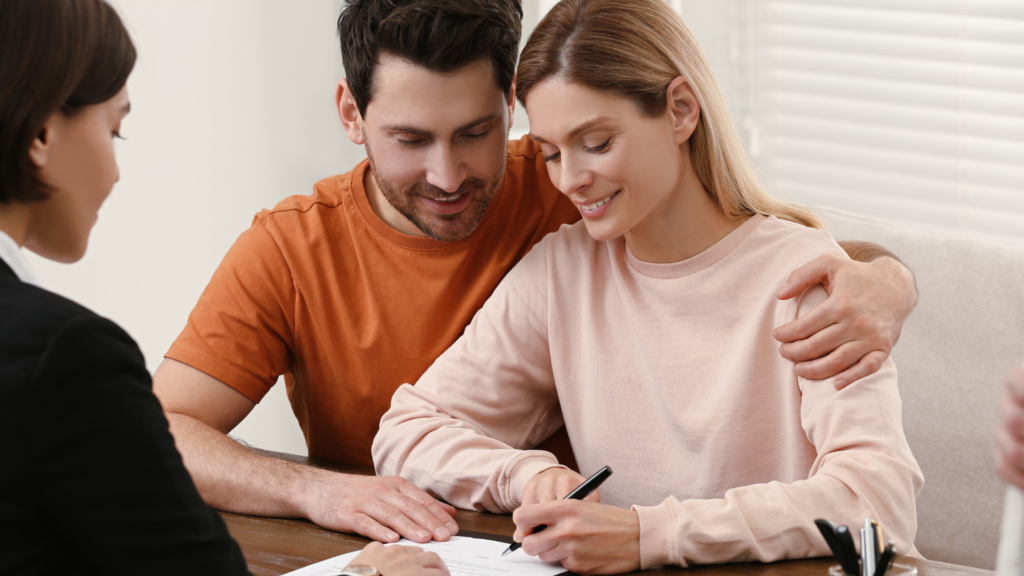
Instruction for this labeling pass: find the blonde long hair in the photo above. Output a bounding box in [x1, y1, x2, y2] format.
[516, 0, 824, 229]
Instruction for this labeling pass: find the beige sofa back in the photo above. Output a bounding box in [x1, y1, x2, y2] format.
[816, 207, 1024, 569]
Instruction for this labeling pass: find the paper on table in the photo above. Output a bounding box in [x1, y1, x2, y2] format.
[282, 536, 567, 576]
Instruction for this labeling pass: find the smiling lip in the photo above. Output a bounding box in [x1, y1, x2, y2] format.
[420, 191, 472, 215]
[576, 190, 620, 219]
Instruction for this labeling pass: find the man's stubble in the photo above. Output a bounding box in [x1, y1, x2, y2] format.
[364, 141, 506, 243]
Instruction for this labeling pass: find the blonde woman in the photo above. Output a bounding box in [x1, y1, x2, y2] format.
[373, 0, 923, 573]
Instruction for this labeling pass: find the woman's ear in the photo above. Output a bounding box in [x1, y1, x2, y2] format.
[666, 76, 700, 145]
[336, 78, 365, 145]
[28, 117, 56, 169]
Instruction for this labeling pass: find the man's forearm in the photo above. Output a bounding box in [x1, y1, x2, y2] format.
[838, 240, 919, 302]
[837, 240, 901, 265]
[166, 413, 319, 518]
[159, 376, 460, 544]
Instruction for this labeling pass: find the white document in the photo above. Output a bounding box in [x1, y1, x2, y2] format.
[283, 536, 567, 576]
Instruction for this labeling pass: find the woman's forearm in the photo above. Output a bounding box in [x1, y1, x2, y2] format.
[632, 359, 922, 568]
[634, 455, 919, 567]
[374, 244, 568, 511]
[374, 383, 565, 512]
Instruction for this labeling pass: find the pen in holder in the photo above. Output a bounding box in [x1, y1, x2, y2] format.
[815, 518, 917, 576]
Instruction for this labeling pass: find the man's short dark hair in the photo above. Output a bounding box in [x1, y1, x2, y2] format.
[338, 0, 523, 118]
[0, 0, 136, 204]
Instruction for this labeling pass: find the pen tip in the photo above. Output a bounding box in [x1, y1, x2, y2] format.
[501, 547, 513, 557]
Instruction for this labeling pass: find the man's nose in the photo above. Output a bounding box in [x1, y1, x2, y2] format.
[425, 144, 465, 193]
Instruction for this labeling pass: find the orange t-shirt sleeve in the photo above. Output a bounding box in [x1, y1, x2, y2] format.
[165, 216, 296, 403]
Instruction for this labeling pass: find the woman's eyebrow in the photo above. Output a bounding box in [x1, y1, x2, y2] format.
[530, 115, 616, 144]
[567, 116, 614, 139]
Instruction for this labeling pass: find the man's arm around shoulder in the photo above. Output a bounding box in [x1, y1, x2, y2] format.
[153, 359, 459, 544]
[773, 239, 918, 389]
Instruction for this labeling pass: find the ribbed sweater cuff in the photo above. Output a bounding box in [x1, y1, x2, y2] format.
[633, 501, 679, 569]
[502, 452, 566, 510]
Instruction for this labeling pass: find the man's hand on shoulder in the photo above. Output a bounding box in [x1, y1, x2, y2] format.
[302, 471, 459, 544]
[773, 245, 918, 389]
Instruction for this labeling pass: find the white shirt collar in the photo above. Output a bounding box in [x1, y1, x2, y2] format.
[0, 230, 41, 286]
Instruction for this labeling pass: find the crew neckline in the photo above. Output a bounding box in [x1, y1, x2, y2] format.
[625, 214, 767, 279]
[0, 229, 40, 286]
[347, 159, 508, 251]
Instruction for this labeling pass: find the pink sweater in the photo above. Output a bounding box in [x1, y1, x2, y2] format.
[373, 215, 923, 568]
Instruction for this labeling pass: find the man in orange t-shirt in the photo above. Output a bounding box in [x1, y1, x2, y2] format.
[153, 0, 919, 547]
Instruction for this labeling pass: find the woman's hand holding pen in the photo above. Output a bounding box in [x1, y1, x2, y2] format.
[512, 499, 641, 575]
[521, 468, 601, 505]
[511, 466, 637, 574]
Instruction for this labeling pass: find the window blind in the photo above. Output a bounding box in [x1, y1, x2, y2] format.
[732, 0, 1024, 246]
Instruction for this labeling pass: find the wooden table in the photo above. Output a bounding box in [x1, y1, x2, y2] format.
[221, 452, 994, 576]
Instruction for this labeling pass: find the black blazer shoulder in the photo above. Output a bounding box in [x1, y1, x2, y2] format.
[0, 259, 100, 330]
[0, 265, 249, 576]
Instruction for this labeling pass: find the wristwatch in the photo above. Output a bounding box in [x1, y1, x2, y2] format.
[336, 566, 380, 576]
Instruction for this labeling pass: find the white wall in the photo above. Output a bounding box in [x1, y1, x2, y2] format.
[673, 1, 738, 109]
[517, 1, 737, 136]
[25, 0, 737, 458]
[26, 0, 372, 456]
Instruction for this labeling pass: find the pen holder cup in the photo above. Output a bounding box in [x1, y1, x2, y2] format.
[829, 564, 917, 576]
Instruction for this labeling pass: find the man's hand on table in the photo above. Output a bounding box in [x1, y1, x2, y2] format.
[302, 470, 459, 544]
[348, 541, 451, 576]
[774, 253, 917, 389]
[154, 360, 458, 545]
[997, 367, 1024, 491]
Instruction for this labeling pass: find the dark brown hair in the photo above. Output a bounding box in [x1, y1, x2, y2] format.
[516, 0, 823, 229]
[0, 0, 136, 204]
[337, 0, 522, 118]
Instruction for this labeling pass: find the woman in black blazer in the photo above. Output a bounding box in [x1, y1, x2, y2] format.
[0, 2, 447, 575]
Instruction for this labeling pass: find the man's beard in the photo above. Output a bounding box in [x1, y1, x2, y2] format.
[365, 143, 505, 243]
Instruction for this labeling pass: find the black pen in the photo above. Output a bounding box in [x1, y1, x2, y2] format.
[500, 466, 613, 557]
[814, 519, 843, 566]
[835, 525, 860, 576]
[875, 541, 896, 576]
[820, 521, 859, 576]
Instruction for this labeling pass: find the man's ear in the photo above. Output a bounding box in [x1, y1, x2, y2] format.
[336, 79, 365, 145]
[28, 117, 56, 169]
[507, 80, 517, 131]
[666, 77, 700, 145]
